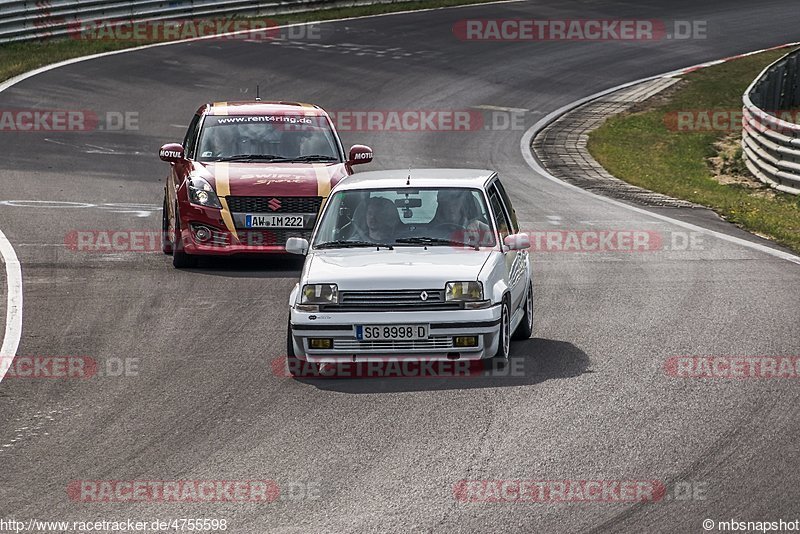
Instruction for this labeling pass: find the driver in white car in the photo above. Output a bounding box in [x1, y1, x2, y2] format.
[350, 197, 403, 242]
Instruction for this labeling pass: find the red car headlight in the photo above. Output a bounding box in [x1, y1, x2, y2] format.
[188, 176, 222, 209]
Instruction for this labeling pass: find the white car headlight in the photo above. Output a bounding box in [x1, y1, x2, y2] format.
[301, 284, 339, 305]
[445, 281, 483, 301]
[446, 281, 491, 309]
[188, 176, 222, 209]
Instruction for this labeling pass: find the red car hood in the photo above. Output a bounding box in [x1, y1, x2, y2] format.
[193, 161, 349, 197]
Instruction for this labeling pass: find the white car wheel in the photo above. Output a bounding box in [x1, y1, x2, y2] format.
[512, 282, 533, 340]
[493, 299, 511, 365]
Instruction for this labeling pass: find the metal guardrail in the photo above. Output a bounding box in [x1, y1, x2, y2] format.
[0, 0, 399, 43]
[742, 47, 800, 195]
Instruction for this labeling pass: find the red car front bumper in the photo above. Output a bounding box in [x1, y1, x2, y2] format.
[178, 201, 313, 256]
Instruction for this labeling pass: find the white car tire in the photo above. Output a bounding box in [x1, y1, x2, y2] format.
[512, 282, 533, 340]
[491, 299, 511, 367]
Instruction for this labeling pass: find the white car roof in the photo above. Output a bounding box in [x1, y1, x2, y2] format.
[334, 168, 496, 191]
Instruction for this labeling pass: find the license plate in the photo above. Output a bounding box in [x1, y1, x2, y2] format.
[245, 214, 306, 228]
[355, 324, 429, 341]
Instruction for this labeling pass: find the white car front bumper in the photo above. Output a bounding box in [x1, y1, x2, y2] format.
[289, 305, 502, 363]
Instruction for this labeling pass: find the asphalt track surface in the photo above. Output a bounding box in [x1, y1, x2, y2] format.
[1, 1, 800, 532]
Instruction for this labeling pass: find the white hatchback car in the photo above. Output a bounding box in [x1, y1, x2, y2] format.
[285, 169, 532, 375]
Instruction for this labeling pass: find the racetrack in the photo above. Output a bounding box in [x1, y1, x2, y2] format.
[1, 1, 799, 532]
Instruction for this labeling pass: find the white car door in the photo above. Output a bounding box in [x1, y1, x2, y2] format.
[487, 180, 526, 311]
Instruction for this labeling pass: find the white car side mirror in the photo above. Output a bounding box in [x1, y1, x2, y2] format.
[285, 237, 309, 255]
[504, 233, 530, 251]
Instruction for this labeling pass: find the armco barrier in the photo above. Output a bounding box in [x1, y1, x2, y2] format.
[742, 47, 800, 195]
[0, 0, 399, 43]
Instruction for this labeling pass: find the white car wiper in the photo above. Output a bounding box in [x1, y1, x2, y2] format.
[395, 236, 479, 251]
[315, 240, 394, 250]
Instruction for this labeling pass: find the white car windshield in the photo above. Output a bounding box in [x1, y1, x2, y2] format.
[313, 188, 496, 248]
[196, 115, 340, 162]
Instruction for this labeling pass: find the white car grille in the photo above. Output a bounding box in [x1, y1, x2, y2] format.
[327, 289, 459, 311]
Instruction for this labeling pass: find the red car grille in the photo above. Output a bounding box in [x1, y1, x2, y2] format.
[226, 196, 323, 213]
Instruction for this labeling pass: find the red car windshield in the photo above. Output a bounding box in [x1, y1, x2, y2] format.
[196, 115, 341, 162]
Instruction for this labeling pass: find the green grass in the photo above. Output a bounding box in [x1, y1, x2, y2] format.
[0, 0, 493, 83]
[587, 48, 800, 254]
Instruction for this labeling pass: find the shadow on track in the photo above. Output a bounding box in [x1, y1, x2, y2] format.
[293, 338, 590, 394]
[178, 254, 305, 278]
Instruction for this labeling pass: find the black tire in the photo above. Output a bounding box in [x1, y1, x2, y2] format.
[512, 282, 533, 340]
[161, 193, 173, 255]
[172, 203, 198, 268]
[490, 298, 511, 367]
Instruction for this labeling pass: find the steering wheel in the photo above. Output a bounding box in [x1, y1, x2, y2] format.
[335, 222, 360, 241]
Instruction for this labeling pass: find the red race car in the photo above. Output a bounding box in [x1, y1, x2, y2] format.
[158, 100, 373, 267]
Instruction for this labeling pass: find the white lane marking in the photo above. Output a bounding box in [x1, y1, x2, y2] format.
[0, 200, 93, 208]
[473, 105, 530, 113]
[84, 150, 145, 156]
[0, 200, 159, 217]
[519, 47, 800, 266]
[44, 138, 145, 156]
[0, 228, 22, 382]
[96, 207, 153, 218]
